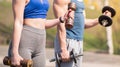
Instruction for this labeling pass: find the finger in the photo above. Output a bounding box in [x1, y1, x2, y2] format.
[11, 65, 21, 67]
[61, 55, 70, 62]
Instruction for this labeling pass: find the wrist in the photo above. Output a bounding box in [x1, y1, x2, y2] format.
[12, 53, 19, 57]
[59, 16, 65, 23]
[12, 49, 19, 55]
[61, 48, 67, 52]
[95, 18, 99, 23]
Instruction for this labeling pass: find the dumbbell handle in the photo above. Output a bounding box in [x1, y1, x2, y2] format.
[3, 56, 33, 67]
[49, 53, 83, 62]
[102, 20, 108, 26]
[102, 6, 116, 17]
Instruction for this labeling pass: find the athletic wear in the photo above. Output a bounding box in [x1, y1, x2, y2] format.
[24, 0, 49, 19]
[8, 0, 49, 67]
[54, 36, 83, 67]
[8, 25, 46, 67]
[66, 0, 85, 40]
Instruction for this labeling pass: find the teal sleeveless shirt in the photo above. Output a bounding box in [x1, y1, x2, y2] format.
[66, 0, 85, 40]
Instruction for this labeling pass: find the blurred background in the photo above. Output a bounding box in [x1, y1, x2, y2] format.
[0, 0, 120, 55]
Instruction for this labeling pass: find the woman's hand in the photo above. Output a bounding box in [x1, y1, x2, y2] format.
[11, 54, 23, 66]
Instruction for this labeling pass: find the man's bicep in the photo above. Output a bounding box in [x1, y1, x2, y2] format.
[53, 0, 70, 18]
[53, 3, 64, 18]
[53, 0, 70, 6]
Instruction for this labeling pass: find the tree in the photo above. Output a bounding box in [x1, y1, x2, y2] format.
[104, 0, 114, 55]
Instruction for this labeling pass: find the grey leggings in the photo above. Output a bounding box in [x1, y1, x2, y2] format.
[8, 25, 46, 67]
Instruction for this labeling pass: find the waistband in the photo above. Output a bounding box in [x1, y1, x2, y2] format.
[23, 25, 46, 35]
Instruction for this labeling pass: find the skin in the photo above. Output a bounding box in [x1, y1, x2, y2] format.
[53, 0, 111, 62]
[11, 0, 68, 66]
[53, 0, 71, 62]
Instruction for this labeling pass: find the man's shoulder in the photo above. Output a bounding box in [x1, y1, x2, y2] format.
[53, 0, 70, 5]
[77, 0, 83, 2]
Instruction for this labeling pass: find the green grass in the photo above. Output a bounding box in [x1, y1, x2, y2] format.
[83, 32, 108, 51]
[0, 1, 13, 44]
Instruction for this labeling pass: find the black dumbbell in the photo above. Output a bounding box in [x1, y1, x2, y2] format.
[98, 6, 116, 27]
[49, 49, 83, 67]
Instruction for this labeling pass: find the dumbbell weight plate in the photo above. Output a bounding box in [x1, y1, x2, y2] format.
[3, 56, 11, 65]
[68, 2, 76, 11]
[3, 56, 33, 67]
[99, 15, 112, 27]
[55, 53, 61, 67]
[102, 6, 116, 17]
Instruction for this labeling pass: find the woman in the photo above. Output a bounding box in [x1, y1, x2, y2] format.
[8, 0, 67, 67]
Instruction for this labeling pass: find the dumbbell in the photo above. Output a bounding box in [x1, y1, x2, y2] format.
[98, 6, 116, 27]
[65, 2, 76, 29]
[3, 56, 33, 67]
[49, 49, 83, 67]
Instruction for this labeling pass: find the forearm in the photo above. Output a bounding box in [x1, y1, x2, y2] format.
[45, 18, 61, 29]
[53, 0, 69, 51]
[85, 18, 99, 29]
[12, 0, 25, 55]
[57, 24, 67, 51]
[12, 20, 23, 55]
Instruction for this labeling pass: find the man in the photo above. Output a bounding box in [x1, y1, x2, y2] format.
[53, 0, 104, 67]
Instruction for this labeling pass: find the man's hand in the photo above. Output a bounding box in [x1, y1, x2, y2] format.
[103, 10, 112, 17]
[60, 49, 70, 62]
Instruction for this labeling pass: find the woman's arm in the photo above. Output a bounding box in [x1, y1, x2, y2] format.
[11, 0, 26, 65]
[45, 0, 69, 29]
[45, 17, 65, 29]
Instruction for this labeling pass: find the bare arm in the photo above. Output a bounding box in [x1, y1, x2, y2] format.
[83, 11, 99, 29]
[45, 17, 65, 29]
[53, 0, 70, 61]
[85, 18, 98, 29]
[45, 0, 70, 29]
[11, 0, 25, 65]
[84, 10, 113, 28]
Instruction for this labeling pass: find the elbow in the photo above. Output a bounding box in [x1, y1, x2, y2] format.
[14, 19, 23, 29]
[84, 23, 94, 29]
[45, 23, 52, 29]
[85, 23, 98, 29]
[84, 25, 90, 29]
[45, 26, 50, 29]
[84, 26, 87, 29]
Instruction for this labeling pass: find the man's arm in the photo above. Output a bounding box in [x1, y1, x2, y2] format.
[85, 18, 98, 29]
[53, 0, 70, 61]
[84, 9, 112, 29]
[83, 11, 99, 29]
